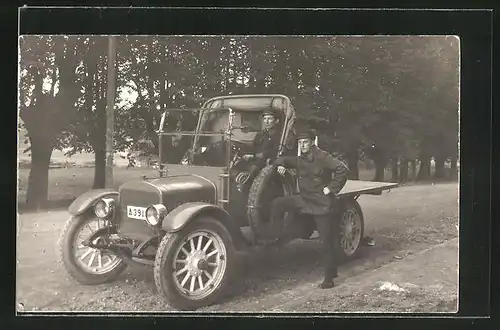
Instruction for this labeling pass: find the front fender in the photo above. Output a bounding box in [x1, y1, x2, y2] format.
[161, 202, 248, 250]
[162, 202, 228, 232]
[68, 189, 119, 216]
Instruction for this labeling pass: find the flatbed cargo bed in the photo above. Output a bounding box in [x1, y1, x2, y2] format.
[337, 180, 398, 197]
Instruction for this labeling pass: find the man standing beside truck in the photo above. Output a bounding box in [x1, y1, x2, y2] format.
[272, 128, 349, 289]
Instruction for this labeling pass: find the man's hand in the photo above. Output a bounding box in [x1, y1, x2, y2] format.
[255, 152, 264, 159]
[277, 165, 287, 176]
[242, 154, 254, 161]
[323, 186, 331, 195]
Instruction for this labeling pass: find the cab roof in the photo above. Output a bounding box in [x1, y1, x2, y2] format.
[203, 94, 295, 120]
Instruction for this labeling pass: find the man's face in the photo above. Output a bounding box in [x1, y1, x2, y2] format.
[298, 138, 313, 154]
[262, 114, 277, 130]
[172, 134, 182, 146]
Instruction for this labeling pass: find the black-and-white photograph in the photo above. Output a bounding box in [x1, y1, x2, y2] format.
[17, 35, 460, 313]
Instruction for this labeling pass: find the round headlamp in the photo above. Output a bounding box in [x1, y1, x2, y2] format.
[94, 198, 115, 218]
[145, 204, 167, 226]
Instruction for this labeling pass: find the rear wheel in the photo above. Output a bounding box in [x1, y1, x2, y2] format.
[154, 217, 235, 310]
[336, 199, 365, 260]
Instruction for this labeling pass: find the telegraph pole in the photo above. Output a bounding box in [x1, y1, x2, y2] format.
[105, 36, 117, 188]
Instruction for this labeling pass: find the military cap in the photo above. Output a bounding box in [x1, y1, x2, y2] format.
[261, 108, 278, 118]
[296, 128, 316, 141]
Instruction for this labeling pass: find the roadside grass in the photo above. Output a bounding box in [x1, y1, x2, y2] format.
[372, 215, 459, 250]
[16, 166, 390, 208]
[16, 150, 455, 210]
[285, 236, 459, 313]
[290, 287, 457, 313]
[17, 167, 157, 208]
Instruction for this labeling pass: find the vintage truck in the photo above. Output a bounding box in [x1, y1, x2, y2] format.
[59, 94, 398, 310]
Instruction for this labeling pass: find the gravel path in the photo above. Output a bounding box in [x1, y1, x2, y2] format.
[16, 182, 458, 313]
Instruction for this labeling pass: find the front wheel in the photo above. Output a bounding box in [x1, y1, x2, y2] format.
[153, 217, 235, 310]
[58, 214, 127, 285]
[336, 199, 365, 260]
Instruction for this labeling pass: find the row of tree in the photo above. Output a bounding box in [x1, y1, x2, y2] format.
[19, 35, 459, 208]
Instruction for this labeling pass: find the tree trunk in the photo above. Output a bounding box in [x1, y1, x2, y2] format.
[450, 155, 458, 180]
[416, 156, 431, 181]
[374, 161, 386, 182]
[391, 158, 399, 182]
[399, 158, 409, 183]
[369, 146, 388, 182]
[270, 43, 289, 94]
[346, 150, 359, 180]
[25, 138, 53, 210]
[93, 145, 106, 189]
[410, 159, 417, 180]
[253, 74, 266, 92]
[21, 40, 79, 209]
[92, 113, 106, 189]
[365, 159, 373, 171]
[92, 62, 107, 189]
[434, 155, 446, 180]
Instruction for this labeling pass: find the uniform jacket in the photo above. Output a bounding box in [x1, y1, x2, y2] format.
[275, 146, 349, 215]
[251, 127, 281, 161]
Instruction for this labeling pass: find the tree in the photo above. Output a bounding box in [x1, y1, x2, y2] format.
[58, 37, 125, 189]
[19, 36, 81, 209]
[412, 37, 459, 181]
[27, 35, 459, 198]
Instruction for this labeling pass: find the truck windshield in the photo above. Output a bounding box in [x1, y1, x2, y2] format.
[195, 108, 261, 144]
[155, 109, 227, 167]
[156, 108, 264, 167]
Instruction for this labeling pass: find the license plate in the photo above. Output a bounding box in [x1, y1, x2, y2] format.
[127, 206, 147, 220]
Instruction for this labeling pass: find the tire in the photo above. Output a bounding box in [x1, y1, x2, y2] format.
[58, 214, 127, 285]
[247, 165, 294, 244]
[153, 217, 235, 311]
[336, 198, 365, 260]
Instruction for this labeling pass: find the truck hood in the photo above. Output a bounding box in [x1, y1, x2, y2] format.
[149, 174, 217, 203]
[118, 174, 217, 209]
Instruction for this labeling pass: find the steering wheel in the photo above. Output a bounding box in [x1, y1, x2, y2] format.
[184, 139, 231, 167]
[229, 143, 244, 168]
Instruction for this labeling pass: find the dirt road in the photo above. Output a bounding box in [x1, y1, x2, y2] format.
[16, 182, 458, 313]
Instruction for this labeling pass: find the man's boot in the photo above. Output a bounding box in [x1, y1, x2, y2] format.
[318, 277, 335, 289]
[318, 264, 337, 289]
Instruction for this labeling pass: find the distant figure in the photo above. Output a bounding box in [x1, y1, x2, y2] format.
[126, 153, 136, 168]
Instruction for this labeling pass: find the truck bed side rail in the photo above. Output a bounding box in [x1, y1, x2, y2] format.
[337, 180, 399, 198]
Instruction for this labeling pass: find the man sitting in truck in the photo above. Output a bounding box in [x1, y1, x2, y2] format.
[236, 108, 281, 192]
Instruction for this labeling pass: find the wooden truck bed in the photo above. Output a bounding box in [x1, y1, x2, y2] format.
[337, 180, 399, 198]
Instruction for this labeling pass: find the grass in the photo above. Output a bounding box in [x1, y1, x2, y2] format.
[16, 167, 389, 205]
[290, 286, 458, 313]
[17, 146, 451, 210]
[17, 167, 157, 207]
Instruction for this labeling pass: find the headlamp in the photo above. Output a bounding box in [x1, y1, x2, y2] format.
[94, 198, 115, 218]
[145, 204, 167, 226]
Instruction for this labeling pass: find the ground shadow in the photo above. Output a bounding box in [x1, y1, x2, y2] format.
[107, 237, 389, 308]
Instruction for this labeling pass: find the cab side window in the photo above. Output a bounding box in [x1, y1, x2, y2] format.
[240, 112, 262, 131]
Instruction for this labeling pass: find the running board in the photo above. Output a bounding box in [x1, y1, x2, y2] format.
[131, 257, 155, 266]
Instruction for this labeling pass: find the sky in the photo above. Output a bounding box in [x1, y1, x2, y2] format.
[18, 73, 139, 156]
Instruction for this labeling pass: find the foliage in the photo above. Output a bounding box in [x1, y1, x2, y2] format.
[19, 35, 460, 201]
[19, 35, 86, 207]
